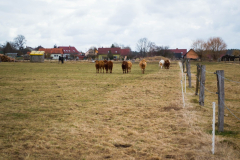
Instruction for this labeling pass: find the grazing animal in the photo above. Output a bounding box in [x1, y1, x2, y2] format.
[122, 61, 128, 74]
[127, 61, 132, 72]
[159, 59, 165, 69]
[164, 60, 170, 69]
[108, 61, 113, 73]
[139, 59, 147, 74]
[58, 56, 64, 64]
[99, 60, 104, 73]
[95, 60, 100, 73]
[104, 60, 109, 73]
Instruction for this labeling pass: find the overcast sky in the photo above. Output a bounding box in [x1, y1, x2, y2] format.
[0, 0, 239, 52]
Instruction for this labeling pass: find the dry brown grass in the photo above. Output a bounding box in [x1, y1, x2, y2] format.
[0, 60, 239, 159]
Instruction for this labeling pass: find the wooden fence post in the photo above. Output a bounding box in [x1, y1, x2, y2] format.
[199, 65, 206, 106]
[186, 59, 191, 88]
[182, 59, 185, 73]
[216, 70, 224, 132]
[195, 64, 200, 95]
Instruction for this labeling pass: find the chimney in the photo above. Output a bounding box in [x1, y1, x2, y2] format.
[176, 48, 178, 50]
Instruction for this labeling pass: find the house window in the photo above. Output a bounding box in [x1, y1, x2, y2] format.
[115, 51, 117, 53]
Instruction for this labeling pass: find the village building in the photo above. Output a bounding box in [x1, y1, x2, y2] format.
[29, 51, 45, 62]
[85, 49, 98, 57]
[97, 47, 131, 60]
[168, 48, 187, 59]
[38, 48, 64, 60]
[183, 49, 199, 60]
[58, 46, 84, 60]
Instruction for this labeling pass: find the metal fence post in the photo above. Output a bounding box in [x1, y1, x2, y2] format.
[212, 102, 216, 154]
[181, 80, 185, 108]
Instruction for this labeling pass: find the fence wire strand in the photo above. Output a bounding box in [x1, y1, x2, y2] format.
[215, 72, 240, 84]
[195, 75, 217, 94]
[183, 62, 240, 122]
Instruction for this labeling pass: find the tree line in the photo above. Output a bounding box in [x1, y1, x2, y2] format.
[1, 35, 231, 61]
[0, 35, 28, 55]
[87, 38, 173, 60]
[191, 37, 229, 60]
[136, 37, 173, 58]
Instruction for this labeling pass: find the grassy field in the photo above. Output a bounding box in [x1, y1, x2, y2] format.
[0, 60, 239, 160]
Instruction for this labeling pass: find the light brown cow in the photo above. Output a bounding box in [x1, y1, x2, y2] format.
[99, 60, 104, 73]
[139, 59, 147, 74]
[95, 60, 100, 73]
[127, 61, 132, 72]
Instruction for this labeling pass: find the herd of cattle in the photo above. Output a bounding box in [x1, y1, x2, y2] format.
[95, 59, 171, 74]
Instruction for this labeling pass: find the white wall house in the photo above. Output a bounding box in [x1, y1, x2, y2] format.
[51, 54, 62, 60]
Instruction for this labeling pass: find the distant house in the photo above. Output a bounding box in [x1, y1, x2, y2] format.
[85, 49, 98, 57]
[121, 48, 131, 59]
[183, 49, 199, 60]
[58, 46, 84, 59]
[38, 48, 63, 60]
[6, 53, 18, 58]
[97, 47, 130, 60]
[25, 46, 36, 51]
[168, 48, 187, 59]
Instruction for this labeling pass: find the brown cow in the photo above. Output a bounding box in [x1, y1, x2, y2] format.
[122, 61, 128, 74]
[99, 60, 104, 73]
[139, 59, 147, 74]
[104, 60, 108, 73]
[127, 61, 132, 72]
[95, 60, 100, 73]
[164, 60, 170, 69]
[108, 61, 113, 73]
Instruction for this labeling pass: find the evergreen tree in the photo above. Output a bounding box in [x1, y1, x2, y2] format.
[107, 50, 113, 60]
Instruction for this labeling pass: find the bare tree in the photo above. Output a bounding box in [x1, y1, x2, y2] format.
[191, 39, 206, 60]
[14, 35, 26, 50]
[205, 37, 227, 60]
[136, 38, 153, 57]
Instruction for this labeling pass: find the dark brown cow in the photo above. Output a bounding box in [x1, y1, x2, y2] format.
[108, 61, 113, 73]
[164, 60, 170, 69]
[122, 61, 128, 74]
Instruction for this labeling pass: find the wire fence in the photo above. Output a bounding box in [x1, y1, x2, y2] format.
[181, 63, 240, 122]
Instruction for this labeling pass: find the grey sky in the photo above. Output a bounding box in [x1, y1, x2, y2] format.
[0, 0, 239, 52]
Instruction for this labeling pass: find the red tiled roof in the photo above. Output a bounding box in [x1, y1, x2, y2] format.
[169, 48, 187, 56]
[58, 46, 80, 54]
[98, 47, 130, 56]
[38, 48, 63, 54]
[98, 47, 122, 55]
[121, 48, 131, 56]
